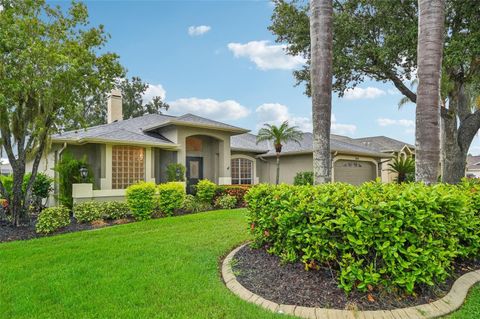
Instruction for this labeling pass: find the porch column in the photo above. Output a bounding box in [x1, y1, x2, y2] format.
[100, 144, 112, 190]
[145, 147, 155, 183]
[218, 139, 231, 185]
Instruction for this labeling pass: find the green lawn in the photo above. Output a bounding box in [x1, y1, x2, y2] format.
[0, 209, 478, 318]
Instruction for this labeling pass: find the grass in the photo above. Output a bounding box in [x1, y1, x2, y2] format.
[0, 208, 478, 318]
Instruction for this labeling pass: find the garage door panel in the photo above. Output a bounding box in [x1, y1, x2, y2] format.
[334, 160, 376, 185]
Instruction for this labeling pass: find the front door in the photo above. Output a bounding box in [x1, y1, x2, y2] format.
[186, 157, 203, 194]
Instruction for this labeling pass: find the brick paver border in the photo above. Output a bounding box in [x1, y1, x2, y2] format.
[222, 244, 480, 319]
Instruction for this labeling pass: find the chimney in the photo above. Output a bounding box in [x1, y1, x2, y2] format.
[107, 89, 123, 123]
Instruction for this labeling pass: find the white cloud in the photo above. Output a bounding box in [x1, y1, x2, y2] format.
[188, 25, 211, 36]
[227, 40, 306, 71]
[167, 97, 250, 121]
[377, 118, 414, 127]
[331, 114, 357, 136]
[255, 103, 356, 136]
[343, 87, 386, 100]
[143, 83, 166, 103]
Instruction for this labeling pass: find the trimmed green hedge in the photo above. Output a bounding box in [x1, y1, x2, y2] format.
[36, 206, 70, 234]
[74, 201, 131, 222]
[158, 182, 185, 216]
[126, 182, 157, 220]
[245, 181, 480, 294]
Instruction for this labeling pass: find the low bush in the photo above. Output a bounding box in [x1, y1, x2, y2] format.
[215, 185, 251, 207]
[126, 182, 157, 220]
[158, 182, 186, 216]
[245, 181, 480, 294]
[36, 206, 70, 234]
[73, 201, 103, 223]
[183, 194, 212, 214]
[293, 171, 313, 185]
[214, 194, 237, 209]
[195, 179, 217, 204]
[166, 163, 186, 182]
[102, 201, 130, 220]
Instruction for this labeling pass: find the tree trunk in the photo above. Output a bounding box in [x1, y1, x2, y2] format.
[11, 161, 28, 226]
[415, 0, 445, 184]
[276, 154, 280, 185]
[310, 0, 333, 184]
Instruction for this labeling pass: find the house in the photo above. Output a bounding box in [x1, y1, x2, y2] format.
[0, 158, 12, 176]
[466, 155, 480, 178]
[30, 90, 412, 203]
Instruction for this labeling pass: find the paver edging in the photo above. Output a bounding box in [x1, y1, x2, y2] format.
[222, 243, 480, 319]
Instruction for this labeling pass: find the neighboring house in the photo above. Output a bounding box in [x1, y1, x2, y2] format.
[0, 158, 12, 176]
[466, 155, 480, 178]
[30, 90, 411, 203]
[340, 136, 416, 183]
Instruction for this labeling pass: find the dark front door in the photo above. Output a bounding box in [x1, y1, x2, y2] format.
[186, 157, 203, 194]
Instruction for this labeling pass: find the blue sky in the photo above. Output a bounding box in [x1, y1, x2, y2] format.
[52, 0, 480, 154]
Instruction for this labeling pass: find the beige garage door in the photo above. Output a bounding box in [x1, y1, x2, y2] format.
[334, 160, 376, 185]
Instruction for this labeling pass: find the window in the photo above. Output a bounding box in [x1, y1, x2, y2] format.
[112, 146, 145, 189]
[231, 158, 253, 185]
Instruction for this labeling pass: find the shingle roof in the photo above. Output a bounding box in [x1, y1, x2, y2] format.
[52, 113, 247, 146]
[351, 136, 415, 153]
[231, 133, 269, 153]
[232, 132, 389, 158]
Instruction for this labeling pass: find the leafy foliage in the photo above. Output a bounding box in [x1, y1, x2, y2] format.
[126, 182, 157, 220]
[182, 195, 212, 214]
[245, 182, 480, 294]
[54, 152, 93, 209]
[195, 180, 217, 204]
[388, 156, 415, 183]
[0, 0, 123, 225]
[35, 206, 71, 234]
[101, 201, 130, 220]
[157, 182, 186, 216]
[214, 194, 237, 209]
[256, 121, 303, 153]
[293, 171, 314, 185]
[73, 201, 103, 223]
[215, 185, 251, 208]
[166, 163, 186, 182]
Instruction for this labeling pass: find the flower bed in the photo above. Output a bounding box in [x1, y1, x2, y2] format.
[245, 180, 480, 294]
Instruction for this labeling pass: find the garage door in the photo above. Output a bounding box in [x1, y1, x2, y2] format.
[333, 160, 376, 185]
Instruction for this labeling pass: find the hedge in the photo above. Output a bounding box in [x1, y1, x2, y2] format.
[216, 185, 251, 207]
[158, 182, 185, 216]
[126, 182, 157, 220]
[36, 206, 70, 234]
[245, 181, 480, 294]
[74, 201, 131, 222]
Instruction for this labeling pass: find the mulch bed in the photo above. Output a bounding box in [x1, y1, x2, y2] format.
[233, 245, 480, 311]
[0, 217, 134, 243]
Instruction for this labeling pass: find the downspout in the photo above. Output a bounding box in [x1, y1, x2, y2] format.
[331, 151, 338, 182]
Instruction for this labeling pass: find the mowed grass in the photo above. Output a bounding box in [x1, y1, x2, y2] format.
[0, 209, 288, 319]
[0, 208, 478, 319]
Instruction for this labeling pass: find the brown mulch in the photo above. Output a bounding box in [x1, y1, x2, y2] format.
[0, 217, 135, 243]
[233, 245, 480, 311]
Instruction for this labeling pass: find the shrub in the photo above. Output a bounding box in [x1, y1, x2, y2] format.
[126, 181, 157, 220]
[183, 194, 212, 213]
[158, 182, 186, 216]
[101, 201, 130, 220]
[195, 179, 217, 204]
[73, 201, 103, 223]
[53, 152, 93, 208]
[214, 194, 237, 209]
[293, 171, 313, 185]
[166, 163, 186, 182]
[0, 175, 13, 196]
[245, 182, 480, 294]
[36, 206, 70, 234]
[215, 185, 251, 207]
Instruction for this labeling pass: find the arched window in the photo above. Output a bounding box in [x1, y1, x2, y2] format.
[231, 158, 253, 185]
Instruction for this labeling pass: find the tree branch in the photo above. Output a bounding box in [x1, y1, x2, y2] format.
[385, 70, 417, 103]
[457, 108, 480, 152]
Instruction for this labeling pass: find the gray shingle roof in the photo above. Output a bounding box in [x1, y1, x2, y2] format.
[351, 136, 415, 153]
[232, 132, 389, 158]
[53, 113, 247, 146]
[231, 133, 269, 153]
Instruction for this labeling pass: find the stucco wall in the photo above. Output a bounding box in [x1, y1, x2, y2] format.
[258, 154, 313, 184]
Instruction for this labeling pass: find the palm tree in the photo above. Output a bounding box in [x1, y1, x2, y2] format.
[256, 121, 303, 185]
[388, 156, 415, 183]
[310, 0, 333, 184]
[415, 0, 445, 183]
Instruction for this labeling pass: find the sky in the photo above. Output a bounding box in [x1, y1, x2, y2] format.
[49, 0, 480, 154]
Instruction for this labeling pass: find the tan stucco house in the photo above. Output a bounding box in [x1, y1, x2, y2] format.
[31, 91, 412, 203]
